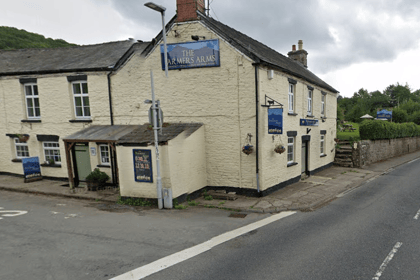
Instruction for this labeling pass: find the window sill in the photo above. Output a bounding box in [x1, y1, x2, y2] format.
[97, 164, 111, 168]
[287, 162, 298, 167]
[21, 119, 41, 123]
[306, 115, 315, 118]
[288, 113, 298, 116]
[320, 154, 327, 158]
[11, 158, 22, 163]
[41, 164, 62, 168]
[69, 119, 92, 123]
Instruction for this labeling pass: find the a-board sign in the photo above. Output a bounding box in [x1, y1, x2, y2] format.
[268, 108, 283, 134]
[133, 149, 153, 183]
[161, 39, 220, 70]
[22, 157, 42, 181]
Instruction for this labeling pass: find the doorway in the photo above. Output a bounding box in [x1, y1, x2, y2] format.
[301, 136, 310, 176]
[74, 144, 91, 181]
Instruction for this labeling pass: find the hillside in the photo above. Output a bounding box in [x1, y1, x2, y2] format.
[0, 26, 77, 50]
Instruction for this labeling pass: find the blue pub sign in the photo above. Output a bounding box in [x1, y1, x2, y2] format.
[300, 119, 319, 126]
[22, 157, 42, 180]
[377, 109, 392, 120]
[161, 39, 220, 70]
[268, 108, 283, 134]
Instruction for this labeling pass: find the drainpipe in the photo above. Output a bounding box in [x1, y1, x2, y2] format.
[107, 72, 114, 125]
[254, 64, 260, 194]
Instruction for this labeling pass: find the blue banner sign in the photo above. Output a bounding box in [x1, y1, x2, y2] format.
[161, 39, 220, 70]
[268, 108, 283, 134]
[22, 157, 41, 179]
[133, 149, 153, 183]
[300, 119, 319, 126]
[377, 109, 392, 120]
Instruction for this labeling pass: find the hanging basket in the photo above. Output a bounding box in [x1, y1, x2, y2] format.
[17, 134, 29, 142]
[274, 145, 286, 154]
[242, 144, 254, 155]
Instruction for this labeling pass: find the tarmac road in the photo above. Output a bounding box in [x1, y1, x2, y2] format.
[0, 192, 269, 280]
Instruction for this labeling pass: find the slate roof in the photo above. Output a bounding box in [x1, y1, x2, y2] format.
[148, 13, 338, 93]
[0, 40, 150, 76]
[118, 123, 203, 145]
[62, 123, 203, 145]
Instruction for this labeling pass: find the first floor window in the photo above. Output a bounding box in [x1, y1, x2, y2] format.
[288, 84, 294, 113]
[15, 138, 29, 158]
[43, 142, 61, 163]
[287, 137, 294, 163]
[307, 90, 313, 115]
[72, 81, 90, 118]
[321, 95, 325, 116]
[24, 83, 40, 118]
[99, 145, 110, 165]
[320, 135, 325, 155]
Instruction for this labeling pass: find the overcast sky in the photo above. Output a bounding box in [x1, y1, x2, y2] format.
[2, 0, 420, 97]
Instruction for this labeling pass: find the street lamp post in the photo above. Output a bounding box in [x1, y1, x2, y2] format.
[144, 2, 171, 209]
[145, 2, 168, 77]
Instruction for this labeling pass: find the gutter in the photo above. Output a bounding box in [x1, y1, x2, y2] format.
[107, 71, 114, 125]
[254, 62, 261, 194]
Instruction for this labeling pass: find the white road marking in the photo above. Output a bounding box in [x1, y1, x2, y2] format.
[50, 211, 61, 215]
[407, 158, 420, 164]
[110, 211, 296, 280]
[372, 242, 402, 280]
[414, 209, 420, 220]
[0, 209, 28, 220]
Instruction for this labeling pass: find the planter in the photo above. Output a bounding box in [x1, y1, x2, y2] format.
[86, 181, 100, 191]
[274, 145, 286, 154]
[17, 134, 29, 142]
[242, 144, 254, 155]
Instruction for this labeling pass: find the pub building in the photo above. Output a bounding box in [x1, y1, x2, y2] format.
[0, 0, 338, 206]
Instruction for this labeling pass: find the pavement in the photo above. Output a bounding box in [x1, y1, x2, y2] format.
[1, 150, 420, 213]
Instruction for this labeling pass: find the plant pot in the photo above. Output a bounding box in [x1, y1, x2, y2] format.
[87, 181, 100, 191]
[18, 135, 29, 142]
[242, 144, 254, 155]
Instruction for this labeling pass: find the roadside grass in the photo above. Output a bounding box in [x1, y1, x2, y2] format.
[337, 122, 361, 141]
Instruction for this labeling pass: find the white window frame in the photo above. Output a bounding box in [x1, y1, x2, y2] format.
[14, 138, 29, 158]
[307, 90, 313, 115]
[99, 144, 110, 165]
[321, 94, 325, 116]
[287, 137, 294, 163]
[288, 84, 294, 113]
[72, 81, 90, 119]
[24, 83, 40, 119]
[320, 135, 325, 155]
[43, 142, 61, 163]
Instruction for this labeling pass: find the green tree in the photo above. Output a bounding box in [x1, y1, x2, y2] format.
[392, 108, 408, 123]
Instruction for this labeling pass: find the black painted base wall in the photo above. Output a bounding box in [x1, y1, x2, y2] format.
[0, 171, 68, 182]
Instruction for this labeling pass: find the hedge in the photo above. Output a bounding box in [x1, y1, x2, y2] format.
[359, 120, 420, 140]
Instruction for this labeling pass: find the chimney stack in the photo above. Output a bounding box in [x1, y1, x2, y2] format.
[176, 0, 205, 22]
[288, 40, 308, 68]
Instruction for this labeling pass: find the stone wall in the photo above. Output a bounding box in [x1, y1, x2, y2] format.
[353, 137, 420, 167]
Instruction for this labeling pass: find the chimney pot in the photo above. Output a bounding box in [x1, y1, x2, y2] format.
[298, 40, 303, 50]
[292, 45, 296, 51]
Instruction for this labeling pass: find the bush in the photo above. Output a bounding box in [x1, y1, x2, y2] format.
[359, 120, 420, 140]
[85, 168, 110, 184]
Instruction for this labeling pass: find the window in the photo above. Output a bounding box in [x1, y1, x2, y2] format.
[14, 138, 29, 158]
[43, 142, 61, 163]
[72, 81, 90, 118]
[287, 137, 294, 163]
[24, 84, 40, 119]
[321, 95, 325, 116]
[307, 89, 313, 115]
[288, 84, 294, 113]
[99, 145, 110, 165]
[320, 135, 325, 155]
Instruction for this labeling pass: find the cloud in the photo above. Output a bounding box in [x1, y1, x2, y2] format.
[108, 0, 420, 75]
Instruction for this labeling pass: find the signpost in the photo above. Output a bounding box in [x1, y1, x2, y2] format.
[133, 149, 153, 183]
[268, 108, 283, 134]
[161, 39, 220, 70]
[22, 157, 42, 183]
